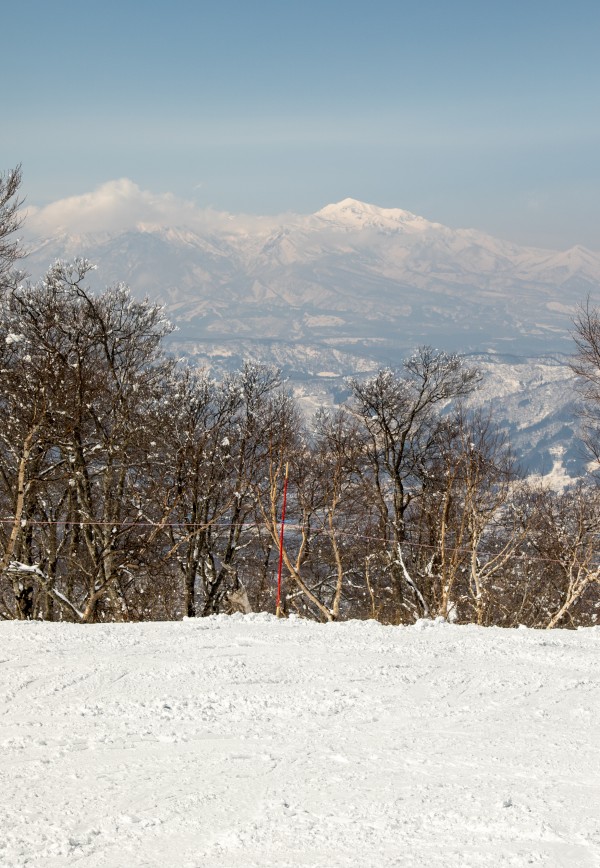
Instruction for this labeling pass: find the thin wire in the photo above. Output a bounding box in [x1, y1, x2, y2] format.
[0, 517, 589, 568]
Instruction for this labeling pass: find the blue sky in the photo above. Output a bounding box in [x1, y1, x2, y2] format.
[5, 0, 600, 248]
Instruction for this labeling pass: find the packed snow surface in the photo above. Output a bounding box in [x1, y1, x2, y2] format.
[1, 615, 598, 867]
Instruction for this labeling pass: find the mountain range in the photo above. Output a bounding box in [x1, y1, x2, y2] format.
[23, 196, 600, 481]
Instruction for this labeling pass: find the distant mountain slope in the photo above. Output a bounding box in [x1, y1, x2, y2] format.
[24, 197, 600, 362]
[23, 197, 599, 480]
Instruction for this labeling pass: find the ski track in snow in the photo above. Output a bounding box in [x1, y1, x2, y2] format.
[0, 615, 598, 867]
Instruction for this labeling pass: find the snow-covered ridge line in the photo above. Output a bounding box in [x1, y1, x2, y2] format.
[25, 183, 597, 256]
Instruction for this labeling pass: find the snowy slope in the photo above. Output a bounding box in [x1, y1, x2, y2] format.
[465, 354, 583, 479]
[1, 616, 599, 867]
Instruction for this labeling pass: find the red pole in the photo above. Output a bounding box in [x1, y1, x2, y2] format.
[276, 462, 289, 617]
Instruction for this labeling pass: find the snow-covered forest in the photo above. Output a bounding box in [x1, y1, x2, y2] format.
[2, 167, 600, 628]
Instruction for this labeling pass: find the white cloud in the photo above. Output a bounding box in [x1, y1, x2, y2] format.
[25, 179, 283, 237]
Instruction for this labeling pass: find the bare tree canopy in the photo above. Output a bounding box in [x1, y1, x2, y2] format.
[570, 300, 600, 462]
[0, 165, 23, 288]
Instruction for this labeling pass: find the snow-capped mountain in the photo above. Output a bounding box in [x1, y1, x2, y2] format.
[25, 196, 600, 364]
[23, 196, 600, 479]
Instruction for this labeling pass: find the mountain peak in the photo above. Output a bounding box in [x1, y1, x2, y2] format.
[314, 198, 438, 232]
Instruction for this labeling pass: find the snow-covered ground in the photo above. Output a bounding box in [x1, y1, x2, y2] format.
[1, 615, 598, 867]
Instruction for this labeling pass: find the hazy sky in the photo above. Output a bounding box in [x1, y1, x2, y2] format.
[6, 0, 600, 249]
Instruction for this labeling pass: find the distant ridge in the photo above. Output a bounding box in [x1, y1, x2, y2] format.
[24, 192, 600, 366]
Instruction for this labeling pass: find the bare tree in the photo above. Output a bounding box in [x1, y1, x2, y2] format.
[157, 366, 244, 617]
[571, 299, 600, 464]
[309, 408, 370, 619]
[0, 260, 175, 621]
[157, 363, 294, 617]
[0, 165, 23, 289]
[407, 407, 522, 624]
[348, 348, 480, 621]
[515, 484, 600, 629]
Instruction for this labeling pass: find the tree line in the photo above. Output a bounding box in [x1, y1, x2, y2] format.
[1, 167, 599, 627]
